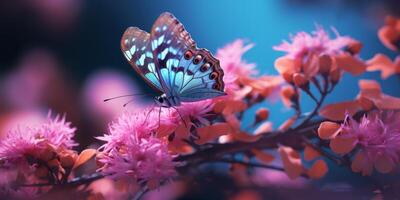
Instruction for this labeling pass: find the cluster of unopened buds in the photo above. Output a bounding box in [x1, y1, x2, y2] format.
[1, 16, 400, 199]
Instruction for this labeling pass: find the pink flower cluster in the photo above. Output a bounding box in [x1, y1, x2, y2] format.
[273, 26, 355, 59]
[340, 110, 400, 175]
[0, 114, 77, 168]
[0, 113, 77, 197]
[97, 110, 177, 188]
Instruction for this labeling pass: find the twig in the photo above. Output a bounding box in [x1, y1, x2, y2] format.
[20, 172, 105, 187]
[217, 158, 285, 172]
[294, 76, 330, 130]
[131, 185, 149, 200]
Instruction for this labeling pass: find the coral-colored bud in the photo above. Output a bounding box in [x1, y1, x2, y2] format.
[346, 40, 363, 55]
[282, 71, 294, 83]
[255, 108, 269, 123]
[281, 86, 299, 106]
[35, 166, 49, 178]
[293, 73, 309, 89]
[318, 55, 332, 76]
[60, 154, 76, 168]
[329, 68, 341, 85]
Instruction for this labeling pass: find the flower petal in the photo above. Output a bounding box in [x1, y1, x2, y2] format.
[73, 149, 97, 169]
[367, 54, 397, 79]
[374, 155, 394, 174]
[378, 26, 400, 51]
[278, 146, 303, 179]
[335, 54, 366, 75]
[351, 151, 373, 175]
[319, 100, 361, 121]
[307, 159, 328, 179]
[254, 121, 272, 135]
[329, 136, 357, 154]
[317, 121, 341, 140]
[196, 123, 232, 145]
[232, 132, 263, 143]
[251, 149, 275, 164]
[278, 116, 298, 131]
[304, 145, 321, 161]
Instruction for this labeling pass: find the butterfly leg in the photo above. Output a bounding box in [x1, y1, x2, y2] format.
[143, 103, 156, 127]
[158, 106, 162, 132]
[171, 106, 188, 128]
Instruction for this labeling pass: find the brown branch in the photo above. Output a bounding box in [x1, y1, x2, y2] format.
[21, 172, 105, 187]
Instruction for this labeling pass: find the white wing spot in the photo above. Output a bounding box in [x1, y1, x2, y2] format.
[162, 25, 167, 31]
[146, 51, 153, 58]
[159, 48, 169, 60]
[148, 63, 156, 72]
[152, 40, 157, 50]
[124, 51, 132, 60]
[157, 35, 165, 46]
[129, 45, 136, 55]
[138, 54, 145, 66]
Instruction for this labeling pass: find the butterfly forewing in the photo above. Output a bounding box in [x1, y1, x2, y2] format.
[121, 27, 163, 93]
[149, 12, 226, 101]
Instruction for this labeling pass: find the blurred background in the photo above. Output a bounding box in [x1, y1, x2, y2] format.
[0, 1, 399, 199]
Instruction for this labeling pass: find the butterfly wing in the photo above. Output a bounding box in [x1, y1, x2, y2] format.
[150, 12, 225, 101]
[121, 27, 163, 93]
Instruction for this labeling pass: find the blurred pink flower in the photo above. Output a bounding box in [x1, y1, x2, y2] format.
[0, 113, 76, 197]
[273, 26, 355, 59]
[216, 39, 257, 92]
[97, 110, 176, 187]
[82, 70, 139, 123]
[339, 110, 400, 175]
[2, 49, 60, 110]
[0, 113, 77, 167]
[0, 110, 46, 139]
[252, 168, 308, 188]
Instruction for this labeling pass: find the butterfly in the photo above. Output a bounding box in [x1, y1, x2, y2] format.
[121, 12, 226, 108]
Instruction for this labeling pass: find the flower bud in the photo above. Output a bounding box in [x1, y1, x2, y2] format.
[346, 40, 363, 55]
[293, 73, 309, 89]
[329, 68, 341, 85]
[282, 71, 294, 83]
[255, 108, 269, 123]
[60, 154, 76, 168]
[318, 55, 332, 76]
[281, 86, 299, 107]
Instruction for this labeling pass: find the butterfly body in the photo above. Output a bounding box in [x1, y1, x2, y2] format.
[121, 12, 225, 108]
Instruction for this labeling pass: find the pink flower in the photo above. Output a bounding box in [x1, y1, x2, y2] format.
[337, 110, 400, 175]
[179, 100, 214, 126]
[216, 39, 257, 92]
[0, 113, 76, 197]
[97, 110, 177, 188]
[0, 113, 77, 167]
[273, 26, 355, 59]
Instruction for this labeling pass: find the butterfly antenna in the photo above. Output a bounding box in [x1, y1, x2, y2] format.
[123, 98, 136, 107]
[103, 93, 151, 102]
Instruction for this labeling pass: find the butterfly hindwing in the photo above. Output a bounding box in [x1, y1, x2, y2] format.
[149, 12, 226, 101]
[121, 27, 163, 93]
